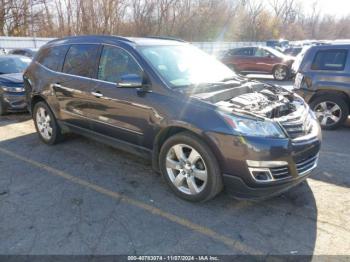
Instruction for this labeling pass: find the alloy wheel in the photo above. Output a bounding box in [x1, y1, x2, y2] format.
[274, 67, 287, 80]
[165, 144, 207, 195]
[314, 101, 342, 127]
[36, 107, 53, 140]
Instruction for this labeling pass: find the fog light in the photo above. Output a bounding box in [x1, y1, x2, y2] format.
[248, 168, 274, 182]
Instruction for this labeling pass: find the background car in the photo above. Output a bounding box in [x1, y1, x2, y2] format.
[220, 46, 295, 80]
[266, 39, 289, 51]
[8, 48, 38, 58]
[284, 47, 303, 56]
[294, 44, 350, 129]
[0, 55, 31, 115]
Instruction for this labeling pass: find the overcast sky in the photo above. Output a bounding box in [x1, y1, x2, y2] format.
[302, 0, 350, 17]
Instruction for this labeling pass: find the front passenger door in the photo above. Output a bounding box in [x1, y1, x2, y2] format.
[88, 45, 155, 147]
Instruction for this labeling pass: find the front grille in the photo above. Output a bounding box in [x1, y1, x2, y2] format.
[278, 107, 312, 138]
[270, 166, 290, 180]
[296, 154, 318, 175]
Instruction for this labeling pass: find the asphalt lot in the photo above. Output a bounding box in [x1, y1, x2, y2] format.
[0, 78, 349, 256]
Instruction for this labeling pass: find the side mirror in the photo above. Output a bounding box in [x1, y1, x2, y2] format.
[116, 74, 143, 88]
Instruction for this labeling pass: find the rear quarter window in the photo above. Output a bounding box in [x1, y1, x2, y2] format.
[311, 49, 348, 71]
[37, 45, 69, 71]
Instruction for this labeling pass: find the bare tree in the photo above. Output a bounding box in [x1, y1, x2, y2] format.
[1, 0, 350, 41]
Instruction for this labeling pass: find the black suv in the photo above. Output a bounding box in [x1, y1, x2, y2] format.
[295, 44, 350, 129]
[24, 35, 321, 202]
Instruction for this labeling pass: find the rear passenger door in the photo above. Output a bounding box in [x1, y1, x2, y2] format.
[54, 44, 101, 129]
[233, 47, 255, 72]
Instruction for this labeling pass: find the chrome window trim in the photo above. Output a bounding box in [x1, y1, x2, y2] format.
[36, 42, 144, 85]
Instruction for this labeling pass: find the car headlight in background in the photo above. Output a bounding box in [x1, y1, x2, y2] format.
[219, 112, 286, 138]
[1, 86, 25, 93]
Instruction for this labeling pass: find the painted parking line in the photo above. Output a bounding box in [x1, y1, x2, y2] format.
[0, 147, 260, 255]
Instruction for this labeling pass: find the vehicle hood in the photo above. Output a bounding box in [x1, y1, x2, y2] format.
[188, 80, 306, 120]
[0, 73, 24, 86]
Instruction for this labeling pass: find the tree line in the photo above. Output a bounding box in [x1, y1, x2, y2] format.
[1, 0, 350, 41]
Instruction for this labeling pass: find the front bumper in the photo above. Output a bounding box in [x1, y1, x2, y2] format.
[0, 91, 27, 112]
[206, 119, 322, 199]
[223, 170, 313, 199]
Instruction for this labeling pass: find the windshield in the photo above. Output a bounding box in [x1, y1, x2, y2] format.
[0, 56, 31, 74]
[138, 45, 236, 88]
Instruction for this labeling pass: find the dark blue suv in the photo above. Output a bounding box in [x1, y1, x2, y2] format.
[295, 44, 350, 129]
[24, 35, 321, 202]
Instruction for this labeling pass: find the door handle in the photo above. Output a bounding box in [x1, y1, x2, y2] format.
[91, 91, 103, 98]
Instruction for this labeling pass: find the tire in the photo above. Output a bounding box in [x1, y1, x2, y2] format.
[273, 65, 289, 81]
[159, 132, 223, 202]
[310, 95, 349, 130]
[33, 101, 64, 144]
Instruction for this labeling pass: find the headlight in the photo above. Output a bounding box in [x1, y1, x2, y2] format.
[219, 112, 286, 138]
[1, 86, 25, 92]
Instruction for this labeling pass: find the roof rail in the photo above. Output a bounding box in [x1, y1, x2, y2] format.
[144, 35, 186, 42]
[46, 35, 135, 45]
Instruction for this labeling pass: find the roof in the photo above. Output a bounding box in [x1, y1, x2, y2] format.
[45, 35, 186, 48]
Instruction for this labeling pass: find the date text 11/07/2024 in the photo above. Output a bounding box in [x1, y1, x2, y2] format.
[127, 255, 220, 261]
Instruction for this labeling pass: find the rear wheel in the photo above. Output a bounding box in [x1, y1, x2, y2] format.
[159, 132, 223, 202]
[33, 101, 64, 144]
[273, 65, 289, 81]
[310, 95, 349, 130]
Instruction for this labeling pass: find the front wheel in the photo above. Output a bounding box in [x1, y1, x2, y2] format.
[159, 132, 223, 202]
[310, 95, 349, 130]
[273, 65, 289, 81]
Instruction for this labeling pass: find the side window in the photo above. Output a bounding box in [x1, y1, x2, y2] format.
[37, 45, 69, 71]
[97, 45, 142, 83]
[233, 48, 252, 56]
[311, 49, 348, 71]
[254, 48, 270, 57]
[63, 44, 98, 77]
